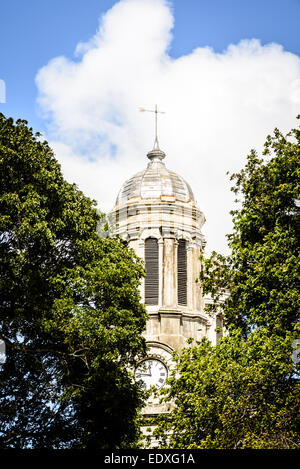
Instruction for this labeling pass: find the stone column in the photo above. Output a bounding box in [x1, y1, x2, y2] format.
[174, 239, 178, 307]
[162, 238, 176, 307]
[158, 238, 164, 307]
[193, 245, 202, 311]
[186, 243, 194, 311]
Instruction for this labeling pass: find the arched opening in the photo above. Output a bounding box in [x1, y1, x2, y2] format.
[145, 237, 159, 305]
[177, 239, 187, 306]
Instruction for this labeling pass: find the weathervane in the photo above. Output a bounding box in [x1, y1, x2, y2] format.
[139, 104, 165, 150]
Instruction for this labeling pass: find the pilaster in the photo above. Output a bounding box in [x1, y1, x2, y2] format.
[162, 238, 176, 307]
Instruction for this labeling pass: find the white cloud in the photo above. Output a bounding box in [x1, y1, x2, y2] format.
[35, 0, 300, 254]
[0, 79, 5, 103]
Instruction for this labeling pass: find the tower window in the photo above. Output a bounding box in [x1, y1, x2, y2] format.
[177, 239, 187, 306]
[145, 237, 159, 305]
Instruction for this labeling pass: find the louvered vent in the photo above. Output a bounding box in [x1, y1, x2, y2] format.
[178, 240, 187, 306]
[145, 238, 159, 305]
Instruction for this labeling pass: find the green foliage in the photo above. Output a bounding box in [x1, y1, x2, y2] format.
[200, 119, 300, 335]
[0, 114, 148, 448]
[153, 329, 299, 449]
[154, 118, 300, 449]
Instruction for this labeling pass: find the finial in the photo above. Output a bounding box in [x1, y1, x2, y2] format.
[139, 104, 165, 155]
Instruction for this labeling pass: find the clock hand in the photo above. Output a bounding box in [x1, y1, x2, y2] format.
[141, 363, 152, 375]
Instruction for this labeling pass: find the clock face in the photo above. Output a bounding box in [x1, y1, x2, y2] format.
[135, 358, 168, 390]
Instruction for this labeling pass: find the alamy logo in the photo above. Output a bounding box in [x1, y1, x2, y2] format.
[0, 79, 6, 103]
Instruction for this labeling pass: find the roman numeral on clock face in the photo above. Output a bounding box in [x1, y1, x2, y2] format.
[134, 358, 168, 390]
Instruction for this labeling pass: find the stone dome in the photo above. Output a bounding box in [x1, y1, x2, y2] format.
[116, 148, 194, 206]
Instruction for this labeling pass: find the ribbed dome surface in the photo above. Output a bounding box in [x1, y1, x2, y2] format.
[116, 158, 194, 206]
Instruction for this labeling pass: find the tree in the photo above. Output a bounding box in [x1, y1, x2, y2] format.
[153, 329, 299, 449]
[0, 114, 148, 448]
[201, 120, 300, 335]
[152, 119, 300, 449]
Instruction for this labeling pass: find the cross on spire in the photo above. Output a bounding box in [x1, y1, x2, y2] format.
[139, 104, 165, 150]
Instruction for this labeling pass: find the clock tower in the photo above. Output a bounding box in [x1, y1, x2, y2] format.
[109, 118, 222, 416]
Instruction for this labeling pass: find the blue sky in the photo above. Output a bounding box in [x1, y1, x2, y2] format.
[1, 0, 300, 131]
[1, 0, 300, 253]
